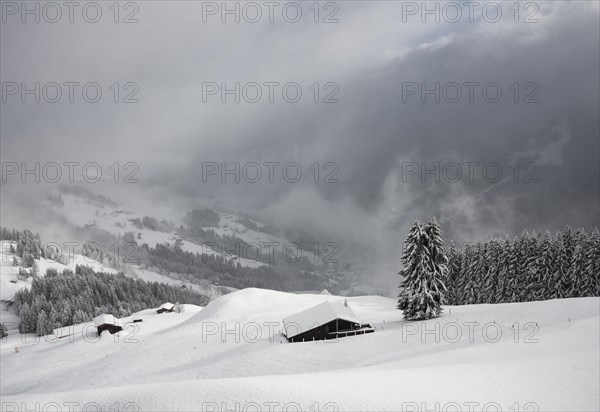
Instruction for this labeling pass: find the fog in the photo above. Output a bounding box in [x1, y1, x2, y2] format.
[1, 1, 599, 280]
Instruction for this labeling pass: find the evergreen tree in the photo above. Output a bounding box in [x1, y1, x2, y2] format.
[445, 243, 461, 305]
[554, 233, 572, 298]
[495, 238, 511, 302]
[568, 246, 587, 297]
[524, 233, 542, 301]
[454, 244, 473, 305]
[0, 322, 8, 338]
[397, 219, 447, 320]
[72, 309, 88, 324]
[18, 302, 32, 333]
[31, 260, 39, 277]
[36, 311, 52, 337]
[562, 226, 576, 265]
[482, 240, 500, 303]
[505, 238, 521, 302]
[535, 232, 556, 301]
[22, 253, 34, 268]
[584, 229, 600, 296]
[424, 217, 449, 283]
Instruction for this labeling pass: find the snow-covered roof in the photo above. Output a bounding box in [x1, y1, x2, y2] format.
[94, 314, 119, 326]
[282, 301, 361, 339]
[159, 302, 174, 310]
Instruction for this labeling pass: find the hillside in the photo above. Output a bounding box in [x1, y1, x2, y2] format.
[1, 288, 598, 410]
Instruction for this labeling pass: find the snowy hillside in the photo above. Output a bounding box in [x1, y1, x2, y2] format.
[1, 288, 598, 410]
[46, 193, 268, 269]
[0, 241, 116, 302]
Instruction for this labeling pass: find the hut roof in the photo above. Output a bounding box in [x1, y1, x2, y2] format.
[94, 314, 119, 326]
[158, 302, 175, 311]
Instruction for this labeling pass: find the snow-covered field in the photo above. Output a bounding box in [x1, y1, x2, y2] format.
[1, 288, 598, 411]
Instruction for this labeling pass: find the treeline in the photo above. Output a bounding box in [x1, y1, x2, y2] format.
[128, 216, 175, 232]
[57, 184, 118, 208]
[445, 227, 600, 305]
[13, 265, 210, 336]
[184, 208, 220, 229]
[178, 219, 319, 270]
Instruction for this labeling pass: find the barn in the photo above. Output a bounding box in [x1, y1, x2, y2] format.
[157, 302, 175, 314]
[283, 301, 374, 343]
[94, 314, 122, 336]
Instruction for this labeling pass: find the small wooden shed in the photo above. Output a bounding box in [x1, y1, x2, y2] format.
[157, 302, 175, 314]
[283, 301, 374, 343]
[94, 314, 122, 336]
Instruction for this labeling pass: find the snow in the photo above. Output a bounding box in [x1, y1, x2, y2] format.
[282, 301, 361, 338]
[1, 288, 598, 410]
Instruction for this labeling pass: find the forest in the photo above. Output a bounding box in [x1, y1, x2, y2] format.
[445, 227, 599, 304]
[12, 265, 209, 335]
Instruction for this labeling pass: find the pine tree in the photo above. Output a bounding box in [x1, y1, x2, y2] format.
[72, 309, 88, 324]
[523, 233, 542, 301]
[31, 260, 39, 277]
[22, 253, 34, 268]
[537, 232, 556, 300]
[445, 243, 461, 305]
[482, 240, 500, 303]
[462, 244, 480, 305]
[506, 238, 521, 302]
[495, 238, 511, 302]
[37, 311, 48, 336]
[18, 302, 32, 333]
[584, 229, 600, 296]
[562, 226, 576, 270]
[554, 232, 572, 298]
[397, 219, 447, 320]
[0, 322, 8, 338]
[568, 246, 587, 297]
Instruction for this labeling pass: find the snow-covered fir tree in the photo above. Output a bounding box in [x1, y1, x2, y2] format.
[494, 238, 511, 302]
[584, 229, 600, 295]
[482, 240, 500, 303]
[397, 218, 447, 320]
[568, 245, 587, 297]
[445, 242, 461, 305]
[36, 311, 52, 337]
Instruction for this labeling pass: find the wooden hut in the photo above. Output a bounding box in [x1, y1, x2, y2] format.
[157, 302, 175, 314]
[283, 301, 374, 343]
[94, 314, 122, 336]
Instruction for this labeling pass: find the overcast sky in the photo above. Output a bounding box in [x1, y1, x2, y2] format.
[1, 0, 599, 251]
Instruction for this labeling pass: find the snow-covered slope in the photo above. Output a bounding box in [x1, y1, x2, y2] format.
[1, 288, 598, 411]
[0, 242, 116, 303]
[47, 194, 267, 268]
